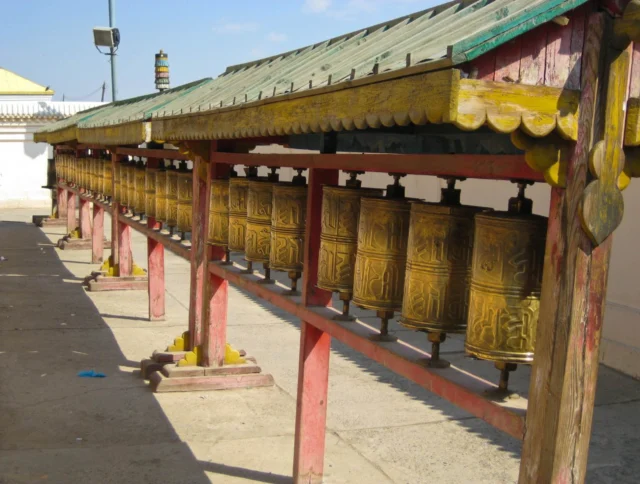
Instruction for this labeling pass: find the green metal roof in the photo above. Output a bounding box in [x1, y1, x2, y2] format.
[148, 0, 588, 122]
[35, 103, 105, 135]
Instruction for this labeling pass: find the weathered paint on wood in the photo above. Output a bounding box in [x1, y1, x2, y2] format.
[520, 13, 620, 483]
[79, 198, 91, 240]
[519, 24, 548, 85]
[147, 216, 165, 322]
[293, 323, 332, 484]
[567, 5, 587, 90]
[202, 270, 228, 368]
[494, 37, 522, 83]
[91, 203, 104, 264]
[57, 187, 68, 219]
[545, 18, 574, 87]
[149, 371, 274, 393]
[118, 219, 132, 277]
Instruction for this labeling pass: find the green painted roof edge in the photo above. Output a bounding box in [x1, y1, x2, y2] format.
[144, 78, 214, 119]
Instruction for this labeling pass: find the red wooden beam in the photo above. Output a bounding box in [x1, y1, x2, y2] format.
[211, 153, 541, 181]
[116, 147, 191, 161]
[208, 262, 526, 440]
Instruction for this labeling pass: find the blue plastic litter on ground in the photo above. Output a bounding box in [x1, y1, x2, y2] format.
[77, 370, 106, 378]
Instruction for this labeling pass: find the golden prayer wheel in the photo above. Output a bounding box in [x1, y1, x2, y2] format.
[208, 178, 230, 248]
[77, 158, 84, 190]
[400, 179, 488, 367]
[155, 167, 167, 222]
[270, 171, 308, 294]
[122, 161, 132, 210]
[228, 177, 250, 252]
[96, 158, 105, 197]
[89, 158, 96, 194]
[145, 166, 158, 218]
[56, 155, 63, 184]
[317, 174, 383, 320]
[353, 174, 412, 341]
[465, 182, 547, 391]
[246, 173, 279, 283]
[113, 159, 121, 204]
[165, 165, 178, 230]
[103, 157, 113, 198]
[134, 160, 146, 216]
[177, 166, 193, 235]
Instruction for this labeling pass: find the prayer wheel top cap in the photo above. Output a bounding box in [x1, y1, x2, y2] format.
[409, 200, 490, 217]
[475, 210, 547, 225]
[230, 176, 250, 186]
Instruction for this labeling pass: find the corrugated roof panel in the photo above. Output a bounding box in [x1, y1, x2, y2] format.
[0, 101, 104, 121]
[152, 0, 588, 121]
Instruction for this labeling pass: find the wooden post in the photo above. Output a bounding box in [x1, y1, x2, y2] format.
[147, 157, 165, 321]
[91, 203, 104, 263]
[57, 187, 68, 219]
[520, 13, 629, 483]
[293, 167, 338, 484]
[66, 189, 76, 235]
[199, 142, 230, 366]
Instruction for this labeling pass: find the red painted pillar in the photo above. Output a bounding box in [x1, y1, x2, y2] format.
[92, 203, 104, 263]
[293, 167, 339, 484]
[147, 158, 165, 321]
[118, 218, 132, 277]
[203, 250, 227, 367]
[80, 198, 91, 239]
[57, 187, 68, 219]
[66, 190, 76, 235]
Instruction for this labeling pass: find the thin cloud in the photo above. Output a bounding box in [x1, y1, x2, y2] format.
[267, 32, 288, 43]
[304, 0, 332, 13]
[213, 22, 259, 34]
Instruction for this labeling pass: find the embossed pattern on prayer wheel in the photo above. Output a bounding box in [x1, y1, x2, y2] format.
[117, 163, 127, 204]
[126, 163, 136, 209]
[177, 170, 193, 233]
[103, 159, 112, 197]
[228, 177, 250, 252]
[155, 169, 167, 221]
[145, 167, 158, 217]
[464, 212, 547, 364]
[317, 186, 383, 295]
[352, 197, 412, 312]
[245, 179, 274, 263]
[208, 179, 230, 247]
[166, 167, 178, 227]
[400, 203, 486, 334]
[270, 183, 307, 272]
[135, 163, 146, 214]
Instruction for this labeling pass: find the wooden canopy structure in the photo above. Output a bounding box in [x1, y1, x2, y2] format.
[35, 0, 640, 482]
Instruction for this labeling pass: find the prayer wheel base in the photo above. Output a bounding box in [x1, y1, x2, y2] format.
[238, 261, 254, 274]
[368, 310, 398, 343]
[281, 271, 301, 296]
[332, 292, 355, 322]
[256, 264, 274, 285]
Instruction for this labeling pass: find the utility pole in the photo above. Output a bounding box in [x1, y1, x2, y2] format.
[101, 82, 106, 102]
[108, 0, 118, 101]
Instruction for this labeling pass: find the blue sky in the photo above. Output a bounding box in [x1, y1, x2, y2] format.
[2, 0, 439, 102]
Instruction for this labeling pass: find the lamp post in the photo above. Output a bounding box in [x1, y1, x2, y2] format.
[108, 0, 117, 101]
[93, 0, 120, 101]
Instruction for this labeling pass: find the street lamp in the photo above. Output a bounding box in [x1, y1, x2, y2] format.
[92, 0, 119, 101]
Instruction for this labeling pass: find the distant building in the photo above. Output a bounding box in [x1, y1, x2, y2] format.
[0, 68, 103, 208]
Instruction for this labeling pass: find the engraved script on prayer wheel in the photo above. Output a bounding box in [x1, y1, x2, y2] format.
[166, 166, 178, 228]
[245, 179, 273, 263]
[401, 202, 485, 334]
[270, 183, 307, 273]
[229, 177, 250, 252]
[135, 162, 146, 215]
[103, 158, 113, 198]
[208, 179, 229, 247]
[318, 185, 383, 294]
[352, 197, 412, 312]
[145, 166, 158, 217]
[155, 168, 167, 221]
[177, 169, 193, 233]
[465, 211, 547, 364]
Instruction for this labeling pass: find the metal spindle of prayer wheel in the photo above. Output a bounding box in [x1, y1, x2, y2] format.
[165, 163, 179, 234]
[400, 178, 489, 368]
[134, 159, 146, 218]
[353, 174, 412, 342]
[145, 162, 158, 220]
[155, 162, 168, 224]
[103, 156, 113, 200]
[229, 166, 257, 274]
[208, 174, 231, 262]
[465, 182, 547, 393]
[177, 162, 193, 239]
[246, 168, 280, 284]
[270, 169, 308, 295]
[318, 171, 383, 320]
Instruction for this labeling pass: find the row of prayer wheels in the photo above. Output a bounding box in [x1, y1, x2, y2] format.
[57, 153, 113, 199]
[316, 173, 547, 391]
[58, 152, 547, 391]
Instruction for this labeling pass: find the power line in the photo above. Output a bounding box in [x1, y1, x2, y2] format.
[62, 83, 108, 101]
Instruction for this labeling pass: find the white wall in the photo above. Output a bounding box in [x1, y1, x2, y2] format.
[0, 123, 51, 208]
[252, 145, 640, 379]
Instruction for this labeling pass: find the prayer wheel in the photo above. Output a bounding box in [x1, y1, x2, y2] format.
[145, 164, 158, 218]
[229, 167, 257, 274]
[103, 157, 113, 199]
[78, 158, 85, 190]
[155, 164, 168, 222]
[400, 179, 488, 368]
[270, 170, 308, 295]
[177, 164, 193, 236]
[87, 158, 94, 194]
[353, 174, 412, 342]
[246, 170, 280, 283]
[113, 158, 121, 204]
[134, 160, 146, 217]
[318, 172, 383, 320]
[96, 158, 105, 198]
[208, 178, 230, 258]
[126, 160, 136, 213]
[165, 164, 178, 231]
[465, 182, 547, 392]
[68, 156, 76, 187]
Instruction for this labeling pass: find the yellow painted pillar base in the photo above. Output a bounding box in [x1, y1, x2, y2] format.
[177, 343, 246, 367]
